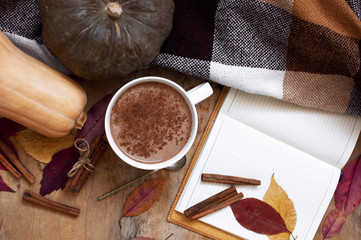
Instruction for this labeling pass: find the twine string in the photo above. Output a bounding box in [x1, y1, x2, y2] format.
[67, 138, 96, 177]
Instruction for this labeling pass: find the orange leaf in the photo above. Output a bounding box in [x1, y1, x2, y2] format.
[16, 129, 74, 163]
[119, 177, 165, 227]
[263, 175, 297, 240]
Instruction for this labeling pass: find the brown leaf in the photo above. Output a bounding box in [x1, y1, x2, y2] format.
[322, 207, 346, 239]
[231, 198, 289, 235]
[16, 129, 74, 163]
[263, 175, 297, 240]
[119, 178, 165, 227]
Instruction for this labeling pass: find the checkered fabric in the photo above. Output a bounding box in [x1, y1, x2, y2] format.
[1, 0, 361, 115]
[153, 0, 361, 115]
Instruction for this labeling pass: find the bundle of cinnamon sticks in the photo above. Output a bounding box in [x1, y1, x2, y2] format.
[184, 173, 261, 219]
[0, 138, 82, 216]
[21, 137, 109, 216]
[184, 186, 244, 219]
[66, 136, 109, 193]
[0, 139, 35, 183]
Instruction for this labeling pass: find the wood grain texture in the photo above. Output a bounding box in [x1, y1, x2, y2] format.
[0, 66, 360, 240]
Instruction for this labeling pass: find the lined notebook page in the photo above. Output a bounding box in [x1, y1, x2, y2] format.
[176, 114, 341, 240]
[220, 88, 361, 168]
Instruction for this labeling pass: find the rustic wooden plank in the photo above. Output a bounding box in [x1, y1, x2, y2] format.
[0, 66, 360, 240]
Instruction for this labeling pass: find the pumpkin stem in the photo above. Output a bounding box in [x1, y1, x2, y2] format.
[74, 112, 87, 130]
[105, 2, 123, 18]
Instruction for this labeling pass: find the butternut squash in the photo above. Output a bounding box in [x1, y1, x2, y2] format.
[0, 31, 87, 138]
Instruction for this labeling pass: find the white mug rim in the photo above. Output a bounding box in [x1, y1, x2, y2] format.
[105, 76, 198, 170]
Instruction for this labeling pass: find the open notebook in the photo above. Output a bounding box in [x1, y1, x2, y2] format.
[170, 87, 361, 240]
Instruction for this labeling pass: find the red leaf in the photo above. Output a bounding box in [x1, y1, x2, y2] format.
[119, 178, 165, 227]
[76, 93, 113, 143]
[39, 147, 79, 196]
[0, 118, 25, 154]
[334, 156, 361, 216]
[0, 160, 5, 171]
[39, 94, 113, 196]
[0, 118, 25, 170]
[0, 174, 15, 192]
[322, 207, 346, 238]
[230, 198, 289, 235]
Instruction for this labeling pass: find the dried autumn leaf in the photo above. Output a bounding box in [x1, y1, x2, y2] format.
[321, 156, 361, 239]
[39, 147, 80, 196]
[0, 174, 15, 192]
[322, 207, 346, 239]
[334, 156, 361, 216]
[0, 118, 25, 155]
[16, 129, 74, 163]
[119, 178, 165, 228]
[0, 118, 25, 169]
[76, 93, 114, 144]
[263, 175, 297, 240]
[0, 162, 5, 171]
[40, 93, 113, 196]
[231, 198, 289, 235]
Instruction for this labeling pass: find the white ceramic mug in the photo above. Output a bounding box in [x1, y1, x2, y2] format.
[105, 76, 213, 170]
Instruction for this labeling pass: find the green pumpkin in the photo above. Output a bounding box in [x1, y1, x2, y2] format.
[38, 0, 174, 81]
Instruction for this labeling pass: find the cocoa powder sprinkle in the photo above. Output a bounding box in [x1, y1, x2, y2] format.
[110, 82, 192, 163]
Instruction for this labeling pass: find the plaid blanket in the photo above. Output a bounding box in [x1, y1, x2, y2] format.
[1, 0, 361, 115]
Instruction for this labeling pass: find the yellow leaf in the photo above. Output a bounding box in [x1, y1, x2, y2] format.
[16, 129, 74, 163]
[263, 175, 297, 240]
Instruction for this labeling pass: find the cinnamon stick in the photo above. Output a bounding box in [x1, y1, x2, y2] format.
[191, 192, 244, 219]
[0, 152, 21, 178]
[66, 136, 101, 190]
[67, 136, 108, 192]
[184, 186, 237, 218]
[202, 173, 261, 186]
[72, 139, 108, 192]
[23, 189, 80, 217]
[88, 136, 102, 157]
[0, 139, 35, 183]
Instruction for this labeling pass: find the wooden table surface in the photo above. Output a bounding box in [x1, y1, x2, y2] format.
[0, 67, 360, 240]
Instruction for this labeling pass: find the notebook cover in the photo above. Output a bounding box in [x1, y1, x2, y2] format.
[167, 86, 244, 240]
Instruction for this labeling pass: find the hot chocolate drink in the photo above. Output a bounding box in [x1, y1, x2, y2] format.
[110, 81, 192, 163]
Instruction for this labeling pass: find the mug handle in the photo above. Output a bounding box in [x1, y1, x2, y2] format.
[186, 82, 213, 105]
